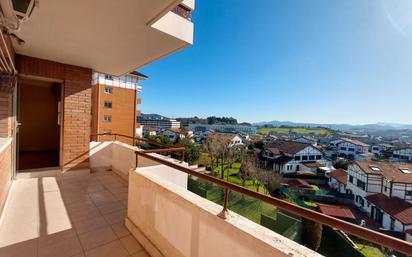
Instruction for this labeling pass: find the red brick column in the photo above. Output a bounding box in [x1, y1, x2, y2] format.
[16, 55, 92, 171]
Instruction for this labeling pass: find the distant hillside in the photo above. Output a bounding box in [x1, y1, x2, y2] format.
[253, 120, 412, 131]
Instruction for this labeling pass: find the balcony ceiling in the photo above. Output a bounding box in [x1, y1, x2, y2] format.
[12, 0, 190, 76]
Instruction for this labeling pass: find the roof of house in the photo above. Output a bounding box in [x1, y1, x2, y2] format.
[265, 140, 314, 155]
[318, 204, 356, 220]
[209, 132, 241, 143]
[406, 229, 412, 236]
[302, 162, 323, 168]
[365, 193, 412, 225]
[286, 179, 312, 189]
[338, 138, 370, 147]
[328, 169, 348, 185]
[328, 169, 347, 185]
[143, 127, 156, 132]
[273, 156, 293, 165]
[354, 161, 412, 183]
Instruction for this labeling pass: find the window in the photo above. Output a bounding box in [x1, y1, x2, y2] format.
[340, 147, 347, 151]
[104, 101, 112, 109]
[309, 155, 315, 160]
[384, 186, 387, 192]
[103, 115, 112, 123]
[348, 148, 355, 152]
[104, 87, 113, 94]
[294, 156, 301, 161]
[302, 156, 308, 161]
[406, 191, 412, 196]
[316, 155, 322, 160]
[104, 74, 113, 80]
[349, 175, 354, 183]
[390, 218, 395, 231]
[370, 166, 381, 172]
[400, 168, 411, 174]
[357, 180, 366, 190]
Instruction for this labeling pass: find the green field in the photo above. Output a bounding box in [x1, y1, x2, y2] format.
[257, 127, 331, 137]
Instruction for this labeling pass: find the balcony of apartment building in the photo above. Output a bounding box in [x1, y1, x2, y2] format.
[1, 133, 412, 257]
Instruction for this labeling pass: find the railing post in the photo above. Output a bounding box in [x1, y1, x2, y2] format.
[217, 188, 229, 219]
[181, 151, 185, 163]
[135, 153, 139, 169]
[114, 134, 117, 141]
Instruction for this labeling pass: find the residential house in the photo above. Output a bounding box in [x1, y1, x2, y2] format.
[326, 169, 348, 194]
[392, 147, 412, 162]
[329, 138, 370, 160]
[371, 143, 394, 156]
[264, 135, 278, 144]
[260, 141, 330, 175]
[346, 161, 412, 239]
[143, 127, 157, 137]
[209, 132, 245, 147]
[293, 136, 318, 146]
[161, 128, 193, 142]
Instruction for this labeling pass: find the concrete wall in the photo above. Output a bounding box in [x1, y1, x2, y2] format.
[90, 141, 188, 187]
[127, 169, 320, 257]
[0, 139, 12, 215]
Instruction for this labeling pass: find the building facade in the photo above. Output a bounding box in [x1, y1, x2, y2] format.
[329, 138, 370, 160]
[260, 141, 330, 175]
[189, 124, 257, 135]
[346, 161, 412, 238]
[91, 71, 147, 140]
[137, 117, 181, 129]
[392, 147, 412, 162]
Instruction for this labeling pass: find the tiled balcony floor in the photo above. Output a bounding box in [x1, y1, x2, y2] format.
[0, 170, 150, 257]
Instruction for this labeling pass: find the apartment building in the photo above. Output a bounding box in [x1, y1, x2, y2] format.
[189, 123, 257, 135]
[260, 141, 330, 175]
[91, 71, 147, 140]
[346, 161, 412, 238]
[137, 116, 181, 129]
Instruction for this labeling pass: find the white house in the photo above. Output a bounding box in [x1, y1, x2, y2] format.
[161, 128, 193, 142]
[209, 132, 245, 147]
[392, 147, 412, 162]
[326, 169, 348, 194]
[346, 161, 412, 239]
[142, 127, 157, 137]
[330, 138, 370, 160]
[264, 135, 278, 144]
[293, 136, 317, 146]
[371, 144, 394, 156]
[260, 141, 330, 175]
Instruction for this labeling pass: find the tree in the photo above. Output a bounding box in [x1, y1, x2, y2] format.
[239, 154, 256, 187]
[202, 135, 220, 174]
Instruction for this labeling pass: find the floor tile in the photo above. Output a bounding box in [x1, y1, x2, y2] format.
[111, 223, 130, 238]
[38, 229, 83, 257]
[85, 240, 129, 257]
[78, 226, 117, 251]
[73, 216, 108, 235]
[103, 209, 127, 225]
[120, 235, 143, 254]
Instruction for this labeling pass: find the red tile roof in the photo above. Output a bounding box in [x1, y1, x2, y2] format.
[318, 204, 356, 220]
[328, 169, 347, 185]
[354, 161, 412, 183]
[265, 140, 313, 155]
[302, 162, 322, 168]
[286, 179, 312, 189]
[365, 193, 412, 225]
[406, 229, 412, 236]
[339, 138, 370, 147]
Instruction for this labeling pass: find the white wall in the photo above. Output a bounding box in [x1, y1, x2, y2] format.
[127, 169, 320, 257]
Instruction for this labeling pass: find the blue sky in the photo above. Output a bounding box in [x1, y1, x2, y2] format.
[140, 0, 412, 124]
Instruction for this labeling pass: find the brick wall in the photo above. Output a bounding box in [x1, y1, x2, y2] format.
[16, 55, 92, 170]
[0, 91, 13, 137]
[92, 84, 137, 145]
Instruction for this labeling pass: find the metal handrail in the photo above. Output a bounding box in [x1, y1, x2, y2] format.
[90, 133, 175, 149]
[134, 150, 412, 256]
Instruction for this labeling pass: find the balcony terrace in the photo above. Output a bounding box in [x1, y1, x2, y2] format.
[1, 134, 411, 257]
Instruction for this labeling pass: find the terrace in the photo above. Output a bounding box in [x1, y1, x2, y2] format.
[1, 134, 411, 257]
